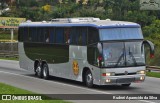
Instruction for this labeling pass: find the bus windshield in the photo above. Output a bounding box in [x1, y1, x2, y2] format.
[102, 42, 145, 68]
[99, 28, 143, 41]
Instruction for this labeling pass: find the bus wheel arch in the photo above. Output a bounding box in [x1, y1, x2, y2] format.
[82, 67, 93, 88]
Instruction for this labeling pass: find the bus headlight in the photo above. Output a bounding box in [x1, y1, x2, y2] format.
[137, 70, 145, 74]
[102, 72, 115, 76]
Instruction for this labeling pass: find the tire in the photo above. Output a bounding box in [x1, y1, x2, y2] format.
[36, 63, 43, 78]
[42, 63, 49, 80]
[121, 83, 131, 87]
[85, 70, 93, 88]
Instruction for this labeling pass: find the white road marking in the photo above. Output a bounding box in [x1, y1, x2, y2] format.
[140, 100, 156, 103]
[0, 70, 158, 103]
[0, 70, 111, 94]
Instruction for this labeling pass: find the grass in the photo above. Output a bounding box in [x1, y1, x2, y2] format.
[0, 57, 19, 61]
[0, 33, 18, 40]
[0, 83, 70, 103]
[146, 72, 160, 78]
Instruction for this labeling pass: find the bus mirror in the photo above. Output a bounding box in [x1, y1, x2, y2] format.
[97, 43, 102, 54]
[143, 40, 154, 58]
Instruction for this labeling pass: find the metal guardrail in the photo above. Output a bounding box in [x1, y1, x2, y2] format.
[0, 42, 18, 58]
[146, 66, 160, 72]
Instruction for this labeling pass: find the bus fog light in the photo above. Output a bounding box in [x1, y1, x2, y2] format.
[106, 79, 111, 82]
[140, 76, 144, 80]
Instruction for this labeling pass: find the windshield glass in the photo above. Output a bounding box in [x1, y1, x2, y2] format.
[102, 41, 145, 68]
[99, 28, 143, 41]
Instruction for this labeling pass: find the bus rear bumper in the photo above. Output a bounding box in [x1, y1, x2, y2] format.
[99, 75, 145, 85]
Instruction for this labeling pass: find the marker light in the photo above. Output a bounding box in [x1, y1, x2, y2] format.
[102, 72, 115, 76]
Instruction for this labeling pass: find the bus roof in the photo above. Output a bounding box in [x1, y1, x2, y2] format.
[19, 18, 140, 28]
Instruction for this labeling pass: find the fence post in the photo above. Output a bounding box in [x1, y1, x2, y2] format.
[11, 29, 14, 53]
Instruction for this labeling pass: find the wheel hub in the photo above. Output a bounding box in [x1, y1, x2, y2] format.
[87, 73, 92, 83]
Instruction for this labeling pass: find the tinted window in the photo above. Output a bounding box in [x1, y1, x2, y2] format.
[87, 44, 99, 66]
[24, 27, 29, 42]
[49, 27, 55, 43]
[29, 27, 37, 42]
[55, 28, 64, 44]
[18, 27, 23, 42]
[37, 27, 45, 42]
[64, 27, 71, 44]
[70, 27, 87, 45]
[44, 28, 50, 43]
[88, 27, 99, 44]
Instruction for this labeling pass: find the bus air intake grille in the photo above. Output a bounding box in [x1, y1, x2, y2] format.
[115, 72, 136, 76]
[117, 78, 135, 83]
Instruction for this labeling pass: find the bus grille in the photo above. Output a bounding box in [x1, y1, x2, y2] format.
[115, 72, 136, 76]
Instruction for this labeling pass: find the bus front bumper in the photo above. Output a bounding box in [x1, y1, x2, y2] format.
[100, 75, 145, 85]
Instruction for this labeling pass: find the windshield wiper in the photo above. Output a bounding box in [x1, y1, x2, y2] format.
[114, 49, 125, 67]
[129, 51, 137, 66]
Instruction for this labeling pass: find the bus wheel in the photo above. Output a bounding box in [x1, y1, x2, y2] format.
[85, 70, 93, 88]
[121, 83, 131, 87]
[36, 63, 43, 78]
[42, 63, 49, 80]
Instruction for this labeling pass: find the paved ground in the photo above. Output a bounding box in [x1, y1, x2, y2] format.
[0, 60, 159, 103]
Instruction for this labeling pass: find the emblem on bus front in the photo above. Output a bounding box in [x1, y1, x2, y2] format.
[124, 71, 128, 75]
[73, 60, 79, 76]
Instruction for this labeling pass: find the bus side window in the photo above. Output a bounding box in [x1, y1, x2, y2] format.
[45, 28, 50, 43]
[64, 27, 71, 44]
[81, 27, 87, 45]
[24, 27, 29, 42]
[37, 28, 43, 42]
[29, 27, 37, 42]
[50, 27, 55, 43]
[88, 27, 99, 44]
[70, 27, 87, 46]
[55, 28, 64, 44]
[70, 27, 76, 45]
[18, 27, 23, 42]
[87, 44, 99, 66]
[39, 27, 45, 43]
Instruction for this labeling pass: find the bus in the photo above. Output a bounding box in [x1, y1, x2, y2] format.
[18, 17, 154, 88]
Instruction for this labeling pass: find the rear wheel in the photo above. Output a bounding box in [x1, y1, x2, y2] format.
[85, 70, 93, 88]
[42, 63, 49, 80]
[36, 63, 43, 78]
[121, 83, 131, 87]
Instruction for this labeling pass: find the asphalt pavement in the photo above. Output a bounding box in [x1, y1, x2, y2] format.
[0, 60, 159, 103]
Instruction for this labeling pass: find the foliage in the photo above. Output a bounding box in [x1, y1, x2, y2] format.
[1, 0, 160, 66]
[146, 72, 160, 78]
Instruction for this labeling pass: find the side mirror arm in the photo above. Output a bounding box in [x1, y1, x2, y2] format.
[142, 40, 154, 58]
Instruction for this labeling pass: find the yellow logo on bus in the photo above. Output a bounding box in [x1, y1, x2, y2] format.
[73, 60, 79, 76]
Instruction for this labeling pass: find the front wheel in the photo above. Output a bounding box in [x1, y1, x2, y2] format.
[85, 70, 93, 88]
[42, 63, 49, 80]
